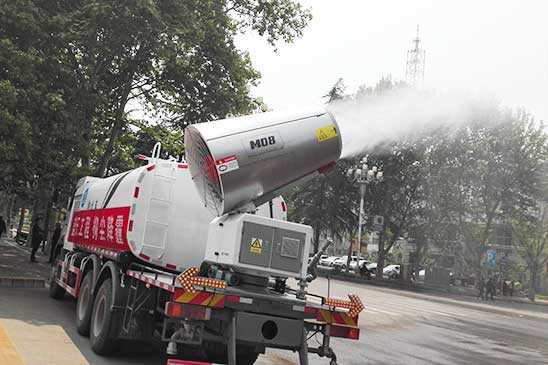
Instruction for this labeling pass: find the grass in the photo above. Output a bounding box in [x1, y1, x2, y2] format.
[535, 294, 548, 302]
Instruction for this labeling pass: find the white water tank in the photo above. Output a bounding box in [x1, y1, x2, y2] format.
[63, 160, 286, 271]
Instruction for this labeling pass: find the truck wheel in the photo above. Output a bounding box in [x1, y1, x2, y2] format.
[48, 264, 65, 300]
[76, 272, 94, 336]
[90, 278, 120, 355]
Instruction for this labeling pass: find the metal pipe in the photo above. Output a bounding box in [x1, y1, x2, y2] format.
[306, 238, 334, 282]
[357, 183, 366, 257]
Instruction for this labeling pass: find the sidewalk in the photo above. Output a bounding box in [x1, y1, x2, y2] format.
[0, 238, 49, 288]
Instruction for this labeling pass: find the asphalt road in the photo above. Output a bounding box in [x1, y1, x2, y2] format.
[0, 277, 547, 365]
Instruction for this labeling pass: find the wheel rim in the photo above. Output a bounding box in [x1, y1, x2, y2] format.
[93, 295, 106, 338]
[78, 284, 89, 320]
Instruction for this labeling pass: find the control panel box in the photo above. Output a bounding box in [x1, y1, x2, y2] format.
[204, 213, 312, 279]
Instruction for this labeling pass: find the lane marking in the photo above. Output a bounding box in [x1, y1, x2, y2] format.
[0, 324, 24, 365]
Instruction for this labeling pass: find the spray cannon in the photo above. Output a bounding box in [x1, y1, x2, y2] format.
[185, 106, 342, 280]
[185, 106, 342, 216]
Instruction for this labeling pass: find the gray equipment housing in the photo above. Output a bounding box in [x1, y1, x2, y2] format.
[185, 106, 342, 216]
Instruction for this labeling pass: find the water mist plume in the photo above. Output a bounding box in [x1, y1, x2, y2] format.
[327, 88, 499, 159]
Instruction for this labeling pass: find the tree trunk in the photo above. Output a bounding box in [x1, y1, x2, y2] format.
[528, 266, 537, 301]
[26, 199, 39, 247]
[477, 200, 501, 276]
[313, 178, 327, 254]
[95, 113, 124, 177]
[375, 175, 392, 281]
[80, 105, 94, 170]
[345, 238, 353, 274]
[95, 43, 148, 177]
[6, 194, 15, 228]
[42, 195, 54, 253]
[376, 231, 385, 280]
[17, 206, 26, 234]
[313, 219, 322, 255]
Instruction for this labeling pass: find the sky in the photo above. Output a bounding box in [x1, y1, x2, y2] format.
[234, 0, 548, 123]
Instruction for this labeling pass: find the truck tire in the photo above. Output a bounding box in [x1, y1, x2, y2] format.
[48, 264, 65, 300]
[90, 278, 120, 355]
[76, 272, 94, 336]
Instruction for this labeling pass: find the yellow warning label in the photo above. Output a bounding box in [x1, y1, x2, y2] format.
[250, 238, 263, 254]
[316, 124, 338, 142]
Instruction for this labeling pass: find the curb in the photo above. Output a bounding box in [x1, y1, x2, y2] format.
[0, 277, 45, 288]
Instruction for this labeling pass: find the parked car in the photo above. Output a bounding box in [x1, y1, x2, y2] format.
[309, 255, 328, 265]
[383, 264, 401, 279]
[355, 259, 373, 278]
[333, 256, 366, 271]
[319, 256, 339, 267]
[350, 258, 369, 271]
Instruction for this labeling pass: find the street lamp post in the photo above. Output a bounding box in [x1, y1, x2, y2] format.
[346, 157, 383, 273]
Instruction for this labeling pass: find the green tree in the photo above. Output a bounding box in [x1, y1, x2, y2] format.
[288, 161, 359, 254]
[1, 0, 312, 234]
[512, 205, 548, 301]
[0, 3, 84, 235]
[367, 144, 425, 280]
[54, 0, 311, 176]
[324, 78, 346, 103]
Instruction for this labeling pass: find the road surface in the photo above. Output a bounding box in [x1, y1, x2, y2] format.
[0, 277, 547, 365]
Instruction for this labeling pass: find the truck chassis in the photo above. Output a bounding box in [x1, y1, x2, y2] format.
[49, 246, 361, 365]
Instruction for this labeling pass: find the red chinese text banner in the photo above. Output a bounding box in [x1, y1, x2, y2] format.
[68, 206, 131, 251]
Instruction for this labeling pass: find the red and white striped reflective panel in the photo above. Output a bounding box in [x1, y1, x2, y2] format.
[225, 295, 253, 305]
[56, 262, 82, 298]
[73, 243, 123, 260]
[126, 270, 175, 292]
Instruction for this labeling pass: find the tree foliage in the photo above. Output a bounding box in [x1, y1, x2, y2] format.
[0, 0, 311, 229]
[290, 77, 548, 284]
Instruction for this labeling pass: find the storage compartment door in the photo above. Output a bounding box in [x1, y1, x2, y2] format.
[270, 228, 305, 273]
[238, 222, 274, 268]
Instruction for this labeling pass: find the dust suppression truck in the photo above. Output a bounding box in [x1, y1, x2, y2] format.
[49, 106, 363, 365]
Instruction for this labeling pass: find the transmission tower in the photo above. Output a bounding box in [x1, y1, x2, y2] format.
[405, 26, 426, 87]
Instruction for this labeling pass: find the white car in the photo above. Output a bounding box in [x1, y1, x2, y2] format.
[350, 258, 370, 271]
[309, 255, 328, 265]
[319, 256, 339, 267]
[383, 264, 401, 279]
[333, 256, 366, 270]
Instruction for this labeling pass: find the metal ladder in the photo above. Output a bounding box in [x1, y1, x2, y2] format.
[140, 158, 176, 261]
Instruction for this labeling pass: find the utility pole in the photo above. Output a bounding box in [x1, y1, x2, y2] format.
[346, 157, 383, 273]
[405, 25, 426, 88]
